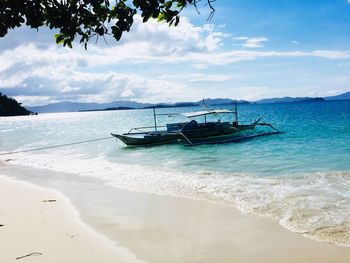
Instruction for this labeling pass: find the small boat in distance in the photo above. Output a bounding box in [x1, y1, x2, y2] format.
[111, 103, 283, 147]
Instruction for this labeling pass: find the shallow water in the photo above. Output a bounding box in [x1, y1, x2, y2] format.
[1, 100, 350, 246]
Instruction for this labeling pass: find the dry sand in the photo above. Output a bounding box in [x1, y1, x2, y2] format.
[0, 175, 143, 263]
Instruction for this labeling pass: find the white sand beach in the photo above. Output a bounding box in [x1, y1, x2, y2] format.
[1, 168, 350, 263]
[0, 175, 143, 263]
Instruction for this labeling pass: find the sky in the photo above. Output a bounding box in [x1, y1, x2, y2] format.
[0, 0, 350, 106]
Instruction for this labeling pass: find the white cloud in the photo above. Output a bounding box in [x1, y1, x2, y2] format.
[334, 76, 350, 82]
[121, 89, 135, 98]
[150, 49, 350, 68]
[0, 44, 186, 105]
[227, 86, 272, 101]
[234, 37, 249, 40]
[188, 73, 232, 82]
[0, 17, 231, 105]
[234, 36, 268, 48]
[311, 50, 350, 59]
[13, 95, 53, 106]
[114, 16, 227, 53]
[243, 37, 268, 48]
[12, 70, 185, 105]
[1, 15, 350, 105]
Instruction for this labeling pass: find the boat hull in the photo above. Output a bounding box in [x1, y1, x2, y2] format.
[111, 122, 258, 146]
[111, 132, 181, 146]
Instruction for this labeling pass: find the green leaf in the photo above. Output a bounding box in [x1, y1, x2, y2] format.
[164, 1, 172, 9]
[54, 33, 65, 44]
[157, 13, 165, 22]
[175, 16, 180, 26]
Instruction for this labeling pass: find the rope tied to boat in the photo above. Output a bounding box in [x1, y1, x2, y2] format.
[0, 136, 113, 156]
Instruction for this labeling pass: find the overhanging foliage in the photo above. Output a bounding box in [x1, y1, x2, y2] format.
[0, 0, 215, 49]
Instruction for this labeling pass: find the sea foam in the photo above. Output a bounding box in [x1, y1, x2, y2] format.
[9, 151, 350, 247]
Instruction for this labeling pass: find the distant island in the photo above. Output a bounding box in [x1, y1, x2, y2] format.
[323, 91, 350, 101]
[26, 91, 349, 113]
[80, 106, 136, 112]
[0, 92, 33, 116]
[27, 98, 253, 113]
[143, 102, 200, 109]
[0, 90, 345, 114]
[255, 97, 325, 104]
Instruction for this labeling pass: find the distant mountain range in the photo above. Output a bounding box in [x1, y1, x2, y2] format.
[27, 91, 350, 113]
[324, 91, 350, 101]
[255, 92, 350, 104]
[28, 100, 152, 113]
[28, 98, 249, 113]
[255, 97, 325, 104]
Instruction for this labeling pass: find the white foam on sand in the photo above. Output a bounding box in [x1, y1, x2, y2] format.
[7, 151, 350, 247]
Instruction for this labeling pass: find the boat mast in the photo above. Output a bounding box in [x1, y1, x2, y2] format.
[234, 101, 238, 124]
[153, 107, 157, 131]
[203, 98, 207, 123]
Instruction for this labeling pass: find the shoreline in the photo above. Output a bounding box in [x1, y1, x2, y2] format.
[1, 164, 350, 262]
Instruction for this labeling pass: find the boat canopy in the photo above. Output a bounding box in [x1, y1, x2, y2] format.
[181, 109, 234, 118]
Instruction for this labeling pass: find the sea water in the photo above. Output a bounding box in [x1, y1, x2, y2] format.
[1, 100, 350, 246]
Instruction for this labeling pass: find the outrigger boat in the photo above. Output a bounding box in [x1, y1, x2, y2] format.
[111, 103, 282, 147]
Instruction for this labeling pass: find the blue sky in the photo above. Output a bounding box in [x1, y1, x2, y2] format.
[0, 0, 350, 105]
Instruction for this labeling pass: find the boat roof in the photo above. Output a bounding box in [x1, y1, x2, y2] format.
[181, 109, 234, 118]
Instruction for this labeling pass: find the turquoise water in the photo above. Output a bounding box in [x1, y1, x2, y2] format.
[1, 100, 350, 245]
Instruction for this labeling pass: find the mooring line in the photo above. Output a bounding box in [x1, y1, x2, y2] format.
[0, 136, 113, 156]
